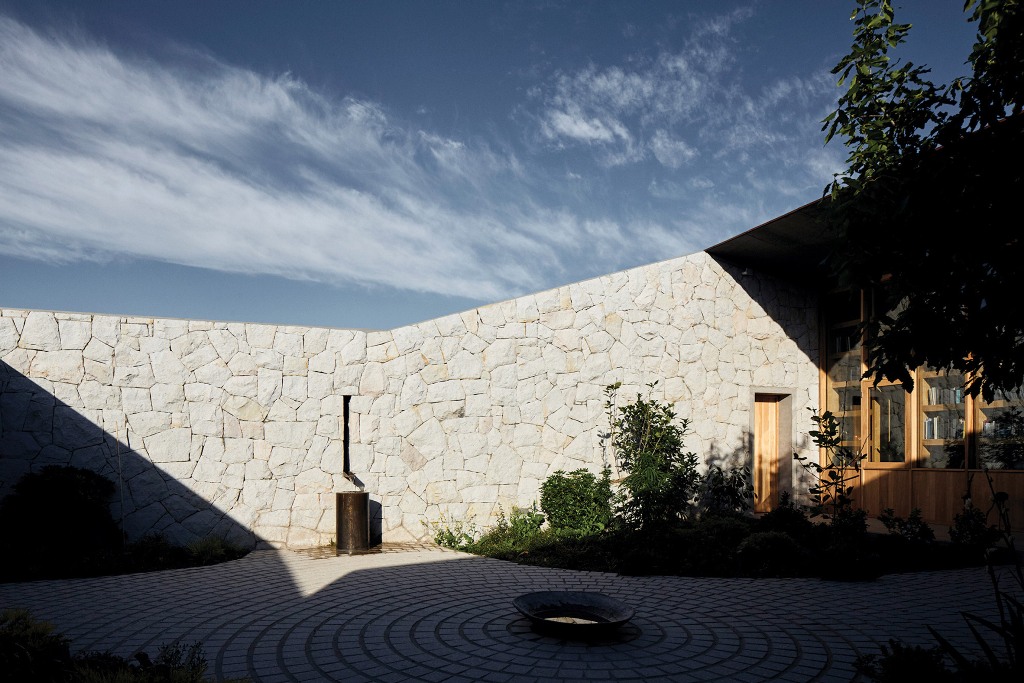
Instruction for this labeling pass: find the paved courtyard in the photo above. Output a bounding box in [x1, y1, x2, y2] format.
[0, 544, 1017, 682]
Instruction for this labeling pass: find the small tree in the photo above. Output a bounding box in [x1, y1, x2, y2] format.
[794, 409, 867, 533]
[605, 382, 700, 531]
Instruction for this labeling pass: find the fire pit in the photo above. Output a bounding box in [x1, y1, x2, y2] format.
[513, 591, 634, 637]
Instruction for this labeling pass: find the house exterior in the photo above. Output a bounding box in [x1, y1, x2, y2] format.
[1, 201, 1019, 547]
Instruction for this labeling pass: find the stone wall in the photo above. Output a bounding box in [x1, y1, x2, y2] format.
[0, 251, 820, 547]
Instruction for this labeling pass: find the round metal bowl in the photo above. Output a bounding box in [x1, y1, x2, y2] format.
[513, 591, 634, 636]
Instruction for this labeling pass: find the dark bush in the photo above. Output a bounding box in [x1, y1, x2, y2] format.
[696, 464, 753, 518]
[0, 609, 74, 682]
[949, 502, 1000, 552]
[736, 531, 812, 577]
[606, 382, 702, 530]
[0, 465, 122, 580]
[757, 492, 815, 542]
[0, 466, 250, 581]
[879, 507, 935, 543]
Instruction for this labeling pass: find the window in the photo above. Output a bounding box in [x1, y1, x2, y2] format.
[975, 387, 1024, 470]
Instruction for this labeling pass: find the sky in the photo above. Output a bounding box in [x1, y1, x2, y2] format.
[0, 1, 979, 330]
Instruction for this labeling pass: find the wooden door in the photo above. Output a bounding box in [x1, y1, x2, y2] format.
[754, 394, 782, 513]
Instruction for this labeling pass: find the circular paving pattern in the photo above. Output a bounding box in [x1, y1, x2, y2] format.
[0, 546, 1015, 682]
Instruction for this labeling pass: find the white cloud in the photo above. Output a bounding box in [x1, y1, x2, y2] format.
[525, 3, 840, 206]
[0, 16, 617, 301]
[649, 130, 697, 168]
[0, 10, 844, 309]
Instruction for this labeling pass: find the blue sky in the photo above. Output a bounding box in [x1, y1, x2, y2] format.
[0, 1, 977, 330]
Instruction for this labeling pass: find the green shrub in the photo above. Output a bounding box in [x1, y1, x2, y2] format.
[855, 640, 956, 683]
[757, 492, 815, 542]
[0, 609, 74, 682]
[793, 409, 866, 527]
[426, 514, 479, 550]
[1, 608, 243, 682]
[605, 382, 701, 530]
[949, 501, 999, 550]
[186, 536, 249, 566]
[539, 468, 613, 534]
[469, 504, 545, 557]
[879, 508, 935, 543]
[696, 464, 753, 518]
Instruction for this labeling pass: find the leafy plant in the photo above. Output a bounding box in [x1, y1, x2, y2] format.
[793, 409, 866, 529]
[605, 381, 701, 530]
[539, 468, 613, 535]
[821, 0, 1024, 401]
[0, 608, 74, 682]
[468, 504, 545, 557]
[757, 492, 815, 543]
[425, 513, 479, 550]
[0, 610, 238, 682]
[879, 507, 935, 544]
[950, 499, 1000, 551]
[696, 464, 753, 518]
[860, 469, 1023, 679]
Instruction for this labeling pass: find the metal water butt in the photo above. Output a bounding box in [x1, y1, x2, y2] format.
[336, 491, 370, 555]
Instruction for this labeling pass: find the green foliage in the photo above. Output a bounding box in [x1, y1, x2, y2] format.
[605, 382, 701, 530]
[696, 464, 753, 518]
[793, 409, 866, 529]
[757, 492, 815, 543]
[185, 536, 249, 567]
[878, 508, 935, 544]
[950, 501, 999, 551]
[0, 467, 250, 581]
[467, 504, 546, 558]
[539, 468, 613, 535]
[823, 0, 1024, 400]
[0, 610, 236, 682]
[425, 513, 479, 551]
[862, 470, 1023, 678]
[0, 609, 74, 682]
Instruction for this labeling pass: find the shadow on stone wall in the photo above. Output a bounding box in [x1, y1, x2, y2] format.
[0, 361, 259, 548]
[708, 256, 819, 370]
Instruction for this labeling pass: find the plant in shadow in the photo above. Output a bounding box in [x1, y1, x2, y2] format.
[0, 465, 122, 580]
[879, 507, 935, 544]
[0, 609, 248, 682]
[859, 468, 1024, 679]
[696, 463, 753, 518]
[793, 409, 867, 535]
[605, 382, 701, 531]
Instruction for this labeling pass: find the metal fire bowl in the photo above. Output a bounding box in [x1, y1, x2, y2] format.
[513, 591, 635, 636]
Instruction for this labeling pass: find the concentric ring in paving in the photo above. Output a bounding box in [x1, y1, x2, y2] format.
[0, 545, 1015, 682]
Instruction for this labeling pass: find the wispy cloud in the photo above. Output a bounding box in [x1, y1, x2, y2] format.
[526, 4, 842, 198]
[0, 10, 843, 307]
[0, 16, 646, 301]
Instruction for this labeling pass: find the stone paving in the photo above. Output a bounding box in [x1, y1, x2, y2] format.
[0, 545, 1018, 682]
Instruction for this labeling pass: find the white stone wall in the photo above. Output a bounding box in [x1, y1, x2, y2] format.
[0, 251, 820, 547]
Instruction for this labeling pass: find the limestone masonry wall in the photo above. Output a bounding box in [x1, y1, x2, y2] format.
[0, 251, 820, 547]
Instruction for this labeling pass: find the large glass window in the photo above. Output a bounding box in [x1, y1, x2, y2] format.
[975, 387, 1024, 470]
[869, 382, 906, 462]
[824, 290, 862, 454]
[917, 369, 966, 468]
